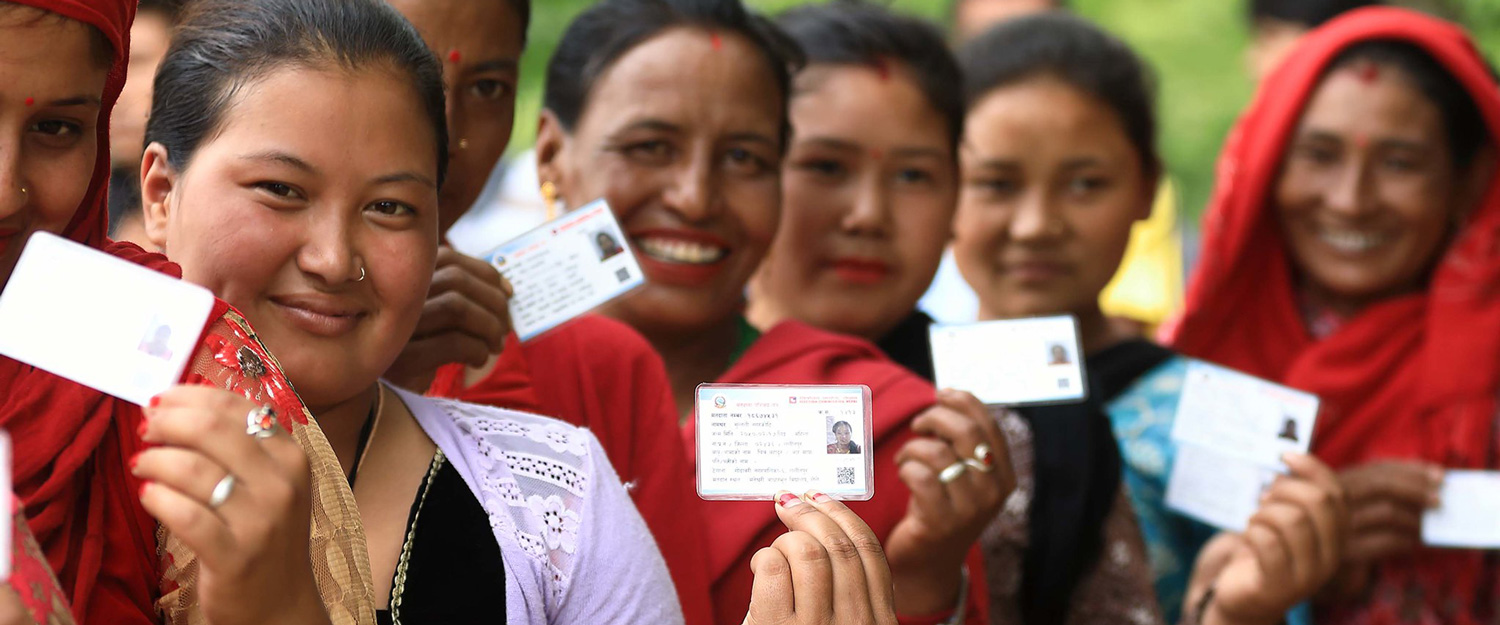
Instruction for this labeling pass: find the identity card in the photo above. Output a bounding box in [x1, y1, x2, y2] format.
[696, 384, 874, 501]
[1423, 471, 1500, 548]
[0, 233, 214, 406]
[1165, 360, 1320, 530]
[928, 315, 1086, 406]
[482, 199, 644, 341]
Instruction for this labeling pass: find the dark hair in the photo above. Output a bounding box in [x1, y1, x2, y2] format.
[508, 0, 531, 43]
[1250, 0, 1377, 28]
[832, 420, 851, 433]
[777, 1, 963, 150]
[1325, 40, 1489, 169]
[543, 0, 803, 139]
[138, 0, 184, 24]
[145, 0, 448, 185]
[107, 167, 142, 235]
[959, 12, 1160, 177]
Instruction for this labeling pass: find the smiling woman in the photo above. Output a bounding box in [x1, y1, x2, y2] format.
[1167, 7, 1500, 623]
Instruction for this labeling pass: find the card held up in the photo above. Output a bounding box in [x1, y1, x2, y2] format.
[696, 384, 874, 501]
[482, 199, 644, 341]
[1165, 360, 1321, 530]
[0, 431, 10, 582]
[929, 315, 1086, 407]
[1423, 471, 1500, 549]
[0, 233, 213, 406]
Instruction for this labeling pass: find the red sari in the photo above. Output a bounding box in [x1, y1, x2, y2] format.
[680, 320, 988, 625]
[428, 314, 714, 625]
[1166, 8, 1500, 624]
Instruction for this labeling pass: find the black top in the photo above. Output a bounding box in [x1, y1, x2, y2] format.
[1015, 339, 1175, 625]
[876, 310, 936, 382]
[376, 455, 506, 625]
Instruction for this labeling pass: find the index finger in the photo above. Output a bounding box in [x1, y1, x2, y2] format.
[437, 246, 509, 289]
[790, 491, 895, 618]
[1283, 453, 1349, 526]
[1341, 461, 1439, 509]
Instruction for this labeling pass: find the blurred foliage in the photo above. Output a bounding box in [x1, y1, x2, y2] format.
[509, 0, 1500, 221]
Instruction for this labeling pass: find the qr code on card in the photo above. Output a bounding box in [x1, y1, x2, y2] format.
[836, 466, 855, 485]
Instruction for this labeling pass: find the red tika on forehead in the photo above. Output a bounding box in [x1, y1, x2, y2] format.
[448, 49, 462, 63]
[1357, 60, 1380, 83]
[24, 97, 33, 107]
[873, 57, 891, 81]
[710, 31, 723, 51]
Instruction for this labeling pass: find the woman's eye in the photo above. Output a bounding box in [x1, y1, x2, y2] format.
[1297, 144, 1339, 166]
[624, 141, 673, 162]
[895, 168, 934, 185]
[975, 178, 1019, 196]
[796, 158, 845, 178]
[1382, 155, 1420, 172]
[725, 147, 770, 175]
[30, 120, 81, 138]
[469, 79, 512, 101]
[254, 182, 302, 200]
[368, 200, 415, 217]
[1067, 176, 1109, 195]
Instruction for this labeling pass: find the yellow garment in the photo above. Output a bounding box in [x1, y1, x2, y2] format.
[1099, 179, 1184, 327]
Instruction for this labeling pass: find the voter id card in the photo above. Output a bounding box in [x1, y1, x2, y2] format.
[929, 315, 1086, 406]
[1165, 360, 1321, 530]
[0, 232, 214, 406]
[695, 384, 874, 501]
[482, 199, 645, 341]
[1423, 471, 1500, 549]
[0, 431, 10, 581]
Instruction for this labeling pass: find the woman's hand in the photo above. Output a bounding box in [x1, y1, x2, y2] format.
[885, 389, 1015, 616]
[385, 246, 513, 391]
[133, 386, 330, 625]
[743, 491, 898, 625]
[1187, 453, 1348, 625]
[1326, 460, 1441, 597]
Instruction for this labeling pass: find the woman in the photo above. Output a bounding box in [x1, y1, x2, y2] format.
[379, 1, 710, 619]
[1167, 7, 1500, 624]
[535, 1, 1008, 623]
[134, 0, 680, 621]
[0, 2, 370, 624]
[828, 421, 861, 455]
[746, 1, 962, 382]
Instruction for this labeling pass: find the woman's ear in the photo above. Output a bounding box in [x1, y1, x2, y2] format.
[139, 142, 177, 252]
[1136, 160, 1165, 222]
[534, 109, 571, 200]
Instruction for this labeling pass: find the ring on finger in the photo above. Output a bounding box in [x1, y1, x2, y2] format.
[209, 474, 237, 509]
[965, 443, 995, 473]
[245, 405, 280, 439]
[939, 461, 968, 484]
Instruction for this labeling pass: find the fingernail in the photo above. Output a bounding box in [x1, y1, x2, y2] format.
[149, 395, 161, 408]
[1429, 466, 1445, 484]
[129, 453, 140, 473]
[138, 481, 149, 499]
[136, 419, 148, 440]
[776, 491, 803, 508]
[806, 490, 832, 503]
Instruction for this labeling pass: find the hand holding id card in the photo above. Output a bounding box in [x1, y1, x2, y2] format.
[1165, 360, 1320, 530]
[929, 315, 1086, 406]
[696, 384, 874, 501]
[0, 233, 214, 406]
[482, 199, 645, 341]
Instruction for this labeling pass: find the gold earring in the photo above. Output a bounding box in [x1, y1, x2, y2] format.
[540, 180, 558, 221]
[458, 138, 470, 151]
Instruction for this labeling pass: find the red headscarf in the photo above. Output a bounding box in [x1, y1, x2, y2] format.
[0, 1, 165, 623]
[1168, 8, 1500, 622]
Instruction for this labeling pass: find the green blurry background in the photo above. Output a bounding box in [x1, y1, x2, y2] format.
[510, 0, 1500, 222]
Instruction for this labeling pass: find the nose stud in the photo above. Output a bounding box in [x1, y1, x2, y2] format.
[458, 138, 470, 151]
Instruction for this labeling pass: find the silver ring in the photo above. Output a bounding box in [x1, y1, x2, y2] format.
[965, 443, 995, 473]
[357, 266, 367, 282]
[246, 405, 279, 439]
[939, 461, 968, 484]
[209, 474, 236, 509]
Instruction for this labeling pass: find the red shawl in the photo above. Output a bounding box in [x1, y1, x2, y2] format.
[428, 314, 714, 625]
[681, 321, 988, 625]
[1167, 8, 1500, 623]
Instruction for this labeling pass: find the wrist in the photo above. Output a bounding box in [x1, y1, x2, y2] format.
[1201, 598, 1282, 625]
[890, 561, 963, 617]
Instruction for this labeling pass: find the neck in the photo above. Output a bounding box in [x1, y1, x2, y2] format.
[308, 383, 381, 477]
[1296, 278, 1411, 322]
[641, 316, 741, 423]
[977, 302, 1125, 357]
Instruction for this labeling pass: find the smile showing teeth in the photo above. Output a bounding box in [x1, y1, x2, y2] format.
[1317, 228, 1389, 254]
[635, 237, 728, 265]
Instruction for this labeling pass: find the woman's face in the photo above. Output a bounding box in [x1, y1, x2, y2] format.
[537, 28, 784, 339]
[954, 76, 1152, 320]
[835, 423, 851, 445]
[388, 0, 524, 233]
[144, 67, 441, 410]
[759, 64, 956, 340]
[0, 11, 107, 288]
[1275, 63, 1474, 310]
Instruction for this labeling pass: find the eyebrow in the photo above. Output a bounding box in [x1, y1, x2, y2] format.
[468, 58, 519, 74]
[1300, 130, 1430, 152]
[46, 96, 102, 108]
[240, 151, 435, 188]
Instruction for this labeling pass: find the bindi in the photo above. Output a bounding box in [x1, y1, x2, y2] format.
[23, 97, 33, 107]
[447, 49, 462, 64]
[1355, 60, 1380, 84]
[873, 57, 891, 81]
[710, 32, 723, 51]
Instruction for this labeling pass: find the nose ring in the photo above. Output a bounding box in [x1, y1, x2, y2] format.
[357, 266, 367, 282]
